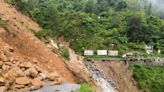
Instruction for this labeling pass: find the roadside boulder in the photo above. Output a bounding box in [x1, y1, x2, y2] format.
[19, 62, 33, 68]
[14, 84, 25, 89]
[15, 77, 31, 85]
[38, 73, 46, 80]
[0, 77, 5, 86]
[2, 64, 10, 71]
[31, 78, 43, 88]
[46, 72, 59, 81]
[53, 77, 63, 85]
[6, 67, 24, 80]
[24, 67, 38, 78]
[0, 86, 6, 92]
[0, 53, 7, 62]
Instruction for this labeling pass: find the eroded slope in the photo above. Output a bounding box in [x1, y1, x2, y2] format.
[0, 0, 76, 83]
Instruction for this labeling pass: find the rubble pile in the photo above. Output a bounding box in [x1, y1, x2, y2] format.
[0, 46, 63, 92]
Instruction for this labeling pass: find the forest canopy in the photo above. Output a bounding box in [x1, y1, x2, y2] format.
[7, 0, 164, 55]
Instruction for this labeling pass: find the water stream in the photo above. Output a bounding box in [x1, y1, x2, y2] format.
[85, 63, 116, 92]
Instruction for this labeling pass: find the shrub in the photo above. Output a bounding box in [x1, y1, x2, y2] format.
[33, 29, 54, 39]
[0, 18, 8, 31]
[59, 47, 70, 60]
[130, 65, 164, 92]
[80, 83, 93, 92]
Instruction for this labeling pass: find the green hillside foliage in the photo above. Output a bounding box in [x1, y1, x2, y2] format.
[6, 0, 164, 55]
[131, 65, 164, 92]
[5, 0, 164, 91]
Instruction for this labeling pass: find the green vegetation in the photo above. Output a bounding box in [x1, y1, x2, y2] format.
[6, 0, 164, 55]
[130, 65, 164, 92]
[59, 47, 70, 60]
[0, 17, 9, 31]
[80, 83, 93, 92]
[5, 0, 164, 92]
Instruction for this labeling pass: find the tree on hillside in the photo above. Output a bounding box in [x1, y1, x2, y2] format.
[85, 0, 97, 13]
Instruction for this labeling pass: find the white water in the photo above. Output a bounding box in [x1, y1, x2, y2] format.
[92, 73, 115, 92]
[87, 64, 115, 92]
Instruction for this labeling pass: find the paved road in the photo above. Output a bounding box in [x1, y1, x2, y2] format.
[31, 82, 80, 92]
[85, 58, 122, 61]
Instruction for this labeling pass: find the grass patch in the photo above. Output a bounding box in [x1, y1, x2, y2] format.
[0, 18, 8, 31]
[59, 46, 70, 60]
[80, 83, 93, 92]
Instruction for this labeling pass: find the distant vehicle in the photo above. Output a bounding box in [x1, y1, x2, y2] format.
[122, 52, 144, 61]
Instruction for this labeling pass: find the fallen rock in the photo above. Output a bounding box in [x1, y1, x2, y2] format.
[14, 84, 25, 89]
[2, 64, 10, 71]
[55, 89, 60, 92]
[46, 72, 59, 81]
[6, 67, 24, 80]
[30, 86, 41, 91]
[0, 86, 6, 92]
[15, 77, 31, 85]
[24, 67, 38, 78]
[0, 61, 3, 65]
[34, 66, 44, 73]
[31, 78, 43, 88]
[4, 45, 14, 52]
[38, 73, 46, 80]
[4, 62, 12, 66]
[0, 53, 7, 62]
[19, 62, 33, 68]
[54, 77, 63, 85]
[0, 77, 5, 86]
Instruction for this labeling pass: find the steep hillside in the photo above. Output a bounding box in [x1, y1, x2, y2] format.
[0, 0, 76, 84]
[85, 61, 142, 92]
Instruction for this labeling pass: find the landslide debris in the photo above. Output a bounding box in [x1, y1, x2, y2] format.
[0, 46, 64, 92]
[0, 0, 77, 91]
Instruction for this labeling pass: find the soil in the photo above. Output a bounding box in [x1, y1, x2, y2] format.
[0, 0, 76, 83]
[85, 61, 142, 92]
[0, 0, 144, 92]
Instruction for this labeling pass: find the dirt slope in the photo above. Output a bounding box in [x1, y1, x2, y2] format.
[85, 61, 142, 92]
[0, 0, 76, 83]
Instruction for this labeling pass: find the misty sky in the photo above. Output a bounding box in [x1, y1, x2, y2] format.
[140, 0, 164, 17]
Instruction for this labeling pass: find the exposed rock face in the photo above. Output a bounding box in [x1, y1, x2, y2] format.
[85, 61, 142, 92]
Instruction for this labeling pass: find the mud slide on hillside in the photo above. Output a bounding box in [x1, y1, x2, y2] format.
[0, 0, 76, 83]
[85, 61, 142, 92]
